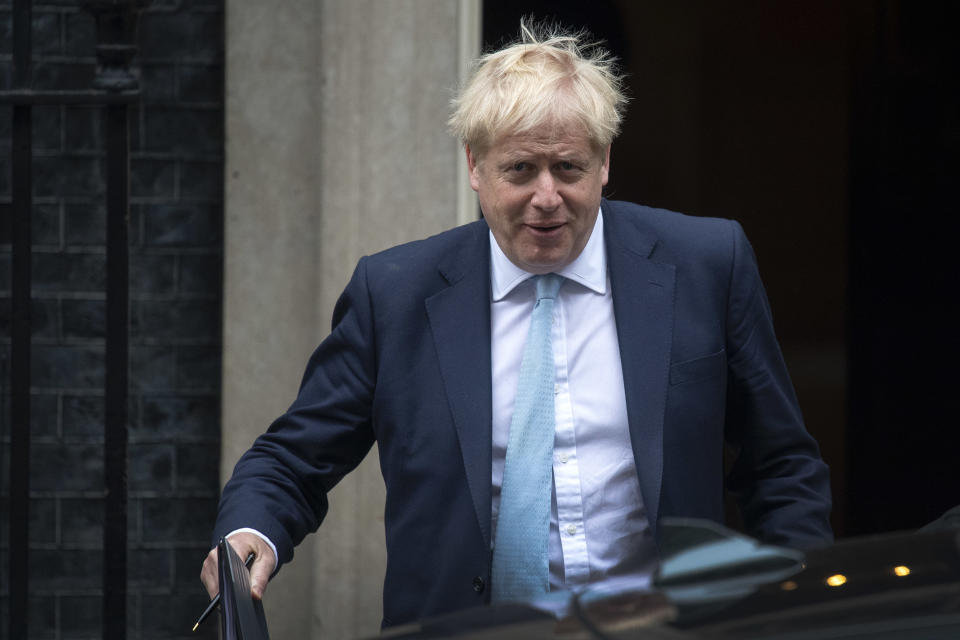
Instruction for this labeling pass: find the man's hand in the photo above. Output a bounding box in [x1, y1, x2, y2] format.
[200, 532, 276, 600]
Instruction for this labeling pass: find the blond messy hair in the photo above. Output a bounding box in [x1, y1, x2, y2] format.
[449, 20, 627, 154]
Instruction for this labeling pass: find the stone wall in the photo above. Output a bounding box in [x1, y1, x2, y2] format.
[222, 1, 478, 637]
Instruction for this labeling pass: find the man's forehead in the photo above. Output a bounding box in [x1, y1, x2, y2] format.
[502, 121, 589, 145]
[485, 125, 605, 158]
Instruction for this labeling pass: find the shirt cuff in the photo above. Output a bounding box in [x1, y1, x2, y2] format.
[226, 527, 280, 573]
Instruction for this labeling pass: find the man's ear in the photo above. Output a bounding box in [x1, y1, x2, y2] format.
[600, 145, 611, 187]
[466, 145, 481, 192]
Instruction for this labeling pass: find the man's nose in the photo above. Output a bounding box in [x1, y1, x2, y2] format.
[530, 171, 561, 210]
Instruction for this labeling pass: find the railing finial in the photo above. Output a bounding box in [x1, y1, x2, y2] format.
[81, 0, 153, 92]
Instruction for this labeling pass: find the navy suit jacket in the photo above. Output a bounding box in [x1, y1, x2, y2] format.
[214, 199, 832, 626]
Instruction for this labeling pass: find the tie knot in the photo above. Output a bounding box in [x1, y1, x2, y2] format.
[535, 273, 563, 301]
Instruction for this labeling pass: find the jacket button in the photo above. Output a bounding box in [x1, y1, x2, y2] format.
[472, 576, 485, 593]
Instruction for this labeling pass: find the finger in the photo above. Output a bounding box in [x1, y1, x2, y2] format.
[248, 556, 273, 600]
[199, 548, 220, 599]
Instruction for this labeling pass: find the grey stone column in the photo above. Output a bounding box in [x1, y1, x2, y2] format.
[223, 1, 479, 638]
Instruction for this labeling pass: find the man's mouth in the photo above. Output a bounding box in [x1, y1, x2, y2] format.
[525, 222, 564, 234]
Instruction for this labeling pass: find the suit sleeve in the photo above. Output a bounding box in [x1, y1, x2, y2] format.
[723, 221, 833, 548]
[211, 257, 378, 567]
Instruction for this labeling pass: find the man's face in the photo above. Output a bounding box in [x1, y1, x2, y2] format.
[467, 125, 610, 274]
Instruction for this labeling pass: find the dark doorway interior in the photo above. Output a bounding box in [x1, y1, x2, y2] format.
[845, 2, 960, 535]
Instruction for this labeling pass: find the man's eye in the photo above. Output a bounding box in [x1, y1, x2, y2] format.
[512, 162, 528, 171]
[558, 161, 576, 171]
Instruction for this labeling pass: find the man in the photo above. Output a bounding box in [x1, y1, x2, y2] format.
[202, 24, 832, 627]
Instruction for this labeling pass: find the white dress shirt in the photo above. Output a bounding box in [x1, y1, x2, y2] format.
[490, 211, 657, 590]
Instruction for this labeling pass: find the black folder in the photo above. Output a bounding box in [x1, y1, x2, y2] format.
[218, 537, 271, 640]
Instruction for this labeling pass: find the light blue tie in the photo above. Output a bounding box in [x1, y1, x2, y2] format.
[492, 273, 564, 602]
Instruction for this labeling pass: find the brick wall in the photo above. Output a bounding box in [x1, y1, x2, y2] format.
[0, 1, 224, 638]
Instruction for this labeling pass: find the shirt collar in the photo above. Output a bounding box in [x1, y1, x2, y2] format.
[490, 209, 608, 301]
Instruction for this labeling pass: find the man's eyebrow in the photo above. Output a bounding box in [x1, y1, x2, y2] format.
[497, 155, 533, 168]
[556, 154, 592, 167]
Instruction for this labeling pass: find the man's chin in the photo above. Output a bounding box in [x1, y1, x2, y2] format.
[517, 253, 572, 275]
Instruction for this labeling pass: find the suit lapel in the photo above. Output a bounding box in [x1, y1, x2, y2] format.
[422, 208, 675, 550]
[604, 203, 675, 542]
[425, 224, 494, 549]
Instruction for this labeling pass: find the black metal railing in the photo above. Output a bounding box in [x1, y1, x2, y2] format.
[2, 1, 149, 638]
